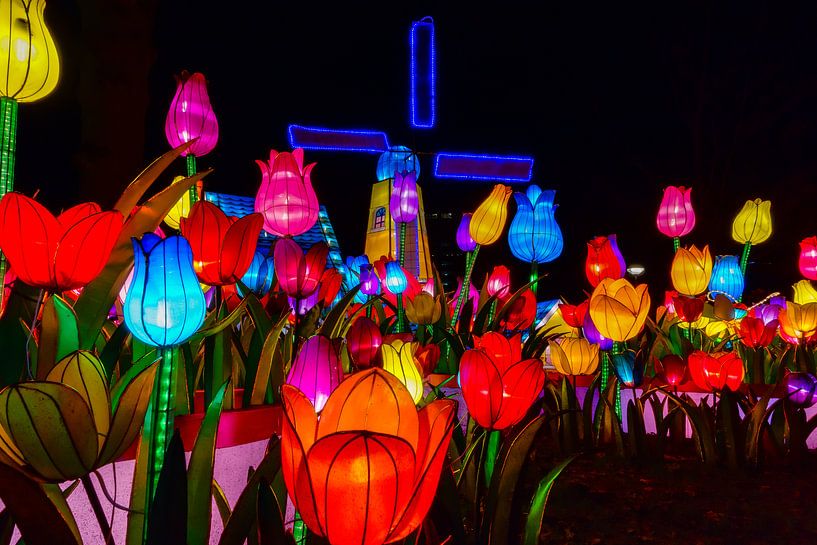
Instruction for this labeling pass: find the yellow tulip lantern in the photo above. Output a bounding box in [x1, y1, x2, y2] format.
[451, 184, 513, 328]
[0, 0, 60, 308]
[380, 340, 424, 404]
[548, 337, 600, 376]
[793, 280, 817, 305]
[163, 175, 203, 229]
[588, 278, 651, 343]
[731, 198, 771, 275]
[670, 244, 713, 296]
[779, 301, 817, 341]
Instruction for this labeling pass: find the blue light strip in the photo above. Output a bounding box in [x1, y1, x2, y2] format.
[433, 152, 534, 182]
[410, 17, 436, 129]
[288, 125, 390, 153]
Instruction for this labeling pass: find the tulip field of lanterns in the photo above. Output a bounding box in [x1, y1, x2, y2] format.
[0, 6, 817, 545]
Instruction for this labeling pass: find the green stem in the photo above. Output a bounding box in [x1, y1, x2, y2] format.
[396, 294, 405, 333]
[611, 342, 624, 419]
[483, 430, 501, 486]
[673, 237, 680, 253]
[600, 351, 611, 394]
[144, 347, 178, 531]
[738, 242, 751, 302]
[529, 260, 539, 338]
[398, 222, 407, 268]
[293, 511, 307, 544]
[450, 245, 480, 330]
[186, 154, 198, 204]
[0, 97, 18, 314]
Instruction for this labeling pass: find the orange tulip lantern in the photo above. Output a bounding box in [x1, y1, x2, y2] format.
[179, 201, 263, 286]
[280, 369, 456, 545]
[458, 332, 546, 430]
[588, 278, 651, 342]
[0, 193, 123, 292]
[670, 245, 712, 296]
[688, 350, 744, 392]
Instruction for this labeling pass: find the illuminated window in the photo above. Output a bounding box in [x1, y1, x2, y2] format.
[372, 207, 386, 231]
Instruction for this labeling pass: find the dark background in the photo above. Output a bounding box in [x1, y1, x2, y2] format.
[19, 1, 817, 302]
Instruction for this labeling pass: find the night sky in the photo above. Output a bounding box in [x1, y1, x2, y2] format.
[18, 1, 817, 302]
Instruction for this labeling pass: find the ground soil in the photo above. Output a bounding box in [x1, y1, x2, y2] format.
[529, 448, 817, 545]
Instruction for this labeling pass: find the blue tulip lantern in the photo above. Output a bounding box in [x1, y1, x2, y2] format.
[384, 261, 408, 332]
[708, 255, 744, 302]
[124, 233, 206, 517]
[509, 185, 563, 298]
[376, 145, 420, 182]
[239, 251, 275, 296]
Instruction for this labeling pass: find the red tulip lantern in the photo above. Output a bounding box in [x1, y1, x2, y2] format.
[346, 316, 382, 368]
[500, 289, 538, 331]
[179, 201, 263, 286]
[688, 350, 744, 392]
[799, 237, 817, 280]
[585, 235, 626, 287]
[486, 265, 511, 298]
[274, 239, 328, 299]
[254, 149, 319, 237]
[0, 193, 123, 292]
[738, 315, 778, 349]
[458, 332, 546, 429]
[318, 268, 343, 307]
[657, 354, 687, 387]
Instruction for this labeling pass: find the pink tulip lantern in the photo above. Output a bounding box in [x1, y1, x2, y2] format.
[255, 148, 320, 237]
[286, 335, 342, 411]
[799, 237, 817, 280]
[274, 239, 328, 300]
[656, 185, 695, 251]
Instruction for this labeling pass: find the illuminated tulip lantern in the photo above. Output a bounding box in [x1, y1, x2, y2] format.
[585, 235, 626, 288]
[656, 185, 695, 250]
[0, 0, 60, 307]
[509, 185, 563, 294]
[346, 316, 382, 368]
[179, 200, 263, 286]
[708, 255, 744, 301]
[381, 340, 424, 404]
[255, 148, 320, 237]
[670, 245, 712, 297]
[274, 239, 328, 300]
[456, 213, 477, 252]
[286, 335, 343, 412]
[549, 337, 600, 376]
[452, 184, 512, 328]
[389, 170, 419, 266]
[688, 350, 744, 392]
[799, 236, 817, 280]
[280, 369, 456, 545]
[165, 71, 218, 187]
[123, 233, 206, 513]
[459, 332, 546, 430]
[732, 198, 772, 275]
[0, 193, 123, 292]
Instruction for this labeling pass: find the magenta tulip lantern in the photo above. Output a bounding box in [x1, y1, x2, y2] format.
[286, 335, 342, 411]
[346, 316, 383, 368]
[164, 71, 218, 157]
[273, 239, 328, 299]
[359, 264, 381, 296]
[656, 186, 695, 248]
[254, 148, 320, 237]
[799, 237, 817, 281]
[389, 170, 419, 224]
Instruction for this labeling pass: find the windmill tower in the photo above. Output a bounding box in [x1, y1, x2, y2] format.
[365, 146, 433, 280]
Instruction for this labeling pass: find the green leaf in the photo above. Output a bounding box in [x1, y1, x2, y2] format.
[0, 463, 82, 545]
[212, 479, 232, 529]
[204, 306, 232, 409]
[256, 478, 287, 545]
[745, 392, 773, 467]
[113, 141, 195, 215]
[100, 323, 129, 382]
[243, 291, 273, 341]
[249, 314, 290, 406]
[661, 388, 716, 463]
[147, 431, 187, 545]
[187, 380, 229, 545]
[74, 162, 211, 349]
[522, 455, 579, 545]
[188, 299, 248, 344]
[36, 296, 79, 380]
[482, 415, 546, 545]
[219, 438, 283, 545]
[318, 285, 361, 338]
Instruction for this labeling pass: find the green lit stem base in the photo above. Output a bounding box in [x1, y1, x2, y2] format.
[450, 246, 479, 330]
[186, 154, 198, 204]
[0, 97, 18, 313]
[143, 347, 179, 535]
